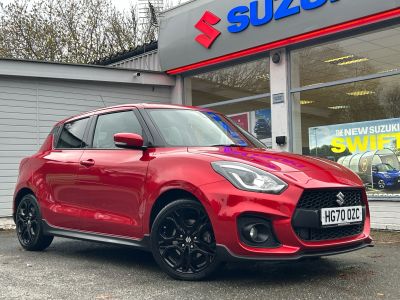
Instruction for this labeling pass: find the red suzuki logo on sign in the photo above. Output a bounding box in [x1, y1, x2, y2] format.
[195, 11, 221, 49]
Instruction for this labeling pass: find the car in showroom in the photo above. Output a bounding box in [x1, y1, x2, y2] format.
[372, 163, 400, 189]
[14, 104, 372, 280]
[254, 118, 271, 140]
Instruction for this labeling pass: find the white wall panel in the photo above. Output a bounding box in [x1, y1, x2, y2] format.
[0, 74, 172, 217]
[370, 201, 400, 230]
[111, 50, 161, 72]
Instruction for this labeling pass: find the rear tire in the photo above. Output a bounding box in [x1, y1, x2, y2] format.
[15, 194, 53, 251]
[150, 199, 220, 280]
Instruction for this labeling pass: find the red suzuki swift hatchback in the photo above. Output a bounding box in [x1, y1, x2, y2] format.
[14, 104, 372, 280]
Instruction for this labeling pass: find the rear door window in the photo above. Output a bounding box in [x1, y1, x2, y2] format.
[56, 118, 90, 149]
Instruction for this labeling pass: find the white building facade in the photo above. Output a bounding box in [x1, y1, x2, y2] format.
[1, 0, 400, 230]
[106, 0, 400, 230]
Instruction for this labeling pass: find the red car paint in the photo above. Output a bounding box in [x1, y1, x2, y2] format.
[14, 104, 372, 259]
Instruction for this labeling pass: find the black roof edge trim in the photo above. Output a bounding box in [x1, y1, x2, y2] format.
[93, 41, 158, 66]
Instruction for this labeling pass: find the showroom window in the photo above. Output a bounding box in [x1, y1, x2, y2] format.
[291, 26, 400, 89]
[189, 57, 272, 147]
[290, 25, 400, 199]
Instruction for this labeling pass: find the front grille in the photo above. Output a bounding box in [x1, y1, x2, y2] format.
[293, 189, 365, 241]
[297, 189, 362, 210]
[295, 224, 364, 241]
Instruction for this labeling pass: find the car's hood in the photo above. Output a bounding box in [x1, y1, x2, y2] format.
[378, 171, 400, 177]
[188, 147, 342, 172]
[387, 170, 400, 175]
[187, 147, 363, 187]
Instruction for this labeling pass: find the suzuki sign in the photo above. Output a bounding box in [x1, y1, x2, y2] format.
[159, 0, 400, 72]
[195, 11, 221, 48]
[194, 0, 340, 48]
[227, 0, 339, 34]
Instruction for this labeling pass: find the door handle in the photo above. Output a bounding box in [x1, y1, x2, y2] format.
[80, 159, 95, 167]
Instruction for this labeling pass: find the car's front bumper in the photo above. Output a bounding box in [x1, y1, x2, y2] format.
[199, 179, 372, 260]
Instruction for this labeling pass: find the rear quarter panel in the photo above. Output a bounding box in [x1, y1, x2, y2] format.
[13, 133, 55, 218]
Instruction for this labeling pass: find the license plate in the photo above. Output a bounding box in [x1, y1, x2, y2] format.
[321, 206, 363, 226]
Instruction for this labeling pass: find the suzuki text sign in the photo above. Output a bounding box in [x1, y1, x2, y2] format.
[226, 0, 339, 34]
[158, 0, 400, 72]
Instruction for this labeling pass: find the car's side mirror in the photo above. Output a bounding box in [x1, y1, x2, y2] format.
[114, 133, 145, 150]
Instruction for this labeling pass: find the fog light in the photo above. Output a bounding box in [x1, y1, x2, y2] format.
[243, 224, 270, 243]
[238, 215, 280, 248]
[249, 226, 258, 241]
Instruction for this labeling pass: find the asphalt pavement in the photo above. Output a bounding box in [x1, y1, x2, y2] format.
[0, 229, 399, 300]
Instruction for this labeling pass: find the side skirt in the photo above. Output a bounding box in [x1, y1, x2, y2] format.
[42, 220, 150, 251]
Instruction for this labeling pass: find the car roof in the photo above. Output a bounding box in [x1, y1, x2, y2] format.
[58, 103, 214, 124]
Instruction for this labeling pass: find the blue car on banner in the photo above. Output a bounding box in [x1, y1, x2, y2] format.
[372, 163, 400, 189]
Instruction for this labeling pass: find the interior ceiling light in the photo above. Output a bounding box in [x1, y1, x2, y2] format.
[337, 58, 369, 66]
[300, 100, 314, 105]
[304, 82, 324, 88]
[255, 74, 270, 80]
[378, 68, 398, 74]
[346, 90, 376, 96]
[324, 55, 354, 63]
[328, 106, 350, 110]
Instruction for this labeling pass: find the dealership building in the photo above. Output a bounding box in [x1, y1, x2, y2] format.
[1, 0, 400, 230]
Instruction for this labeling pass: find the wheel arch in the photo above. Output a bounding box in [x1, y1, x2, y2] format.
[13, 187, 35, 222]
[149, 189, 201, 232]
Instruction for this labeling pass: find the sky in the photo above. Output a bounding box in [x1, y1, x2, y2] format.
[0, 0, 189, 11]
[114, 0, 190, 11]
[113, 0, 136, 11]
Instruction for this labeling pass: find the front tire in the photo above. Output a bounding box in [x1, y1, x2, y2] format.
[150, 199, 220, 280]
[16, 194, 53, 251]
[377, 179, 386, 189]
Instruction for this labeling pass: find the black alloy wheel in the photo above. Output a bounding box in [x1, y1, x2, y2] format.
[150, 199, 219, 280]
[16, 194, 53, 251]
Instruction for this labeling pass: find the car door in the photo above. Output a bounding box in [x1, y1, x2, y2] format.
[76, 110, 150, 238]
[43, 117, 90, 229]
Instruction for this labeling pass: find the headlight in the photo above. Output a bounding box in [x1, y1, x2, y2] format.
[211, 161, 287, 194]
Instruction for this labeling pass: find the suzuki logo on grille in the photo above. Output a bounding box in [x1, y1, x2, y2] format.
[336, 192, 345, 206]
[185, 236, 192, 243]
[195, 11, 221, 49]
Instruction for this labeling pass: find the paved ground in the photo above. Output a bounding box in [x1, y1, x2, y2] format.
[0, 230, 399, 300]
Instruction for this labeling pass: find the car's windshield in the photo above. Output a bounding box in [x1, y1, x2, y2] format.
[147, 109, 265, 148]
[376, 164, 396, 172]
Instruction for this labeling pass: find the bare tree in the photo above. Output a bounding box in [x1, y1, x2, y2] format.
[141, 1, 159, 43]
[0, 0, 152, 64]
[383, 86, 400, 119]
[139, 0, 187, 43]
